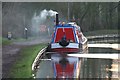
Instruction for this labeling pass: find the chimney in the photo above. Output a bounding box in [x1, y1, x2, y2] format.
[56, 13, 59, 26]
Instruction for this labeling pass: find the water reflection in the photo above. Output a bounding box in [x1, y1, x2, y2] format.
[88, 37, 119, 44]
[80, 58, 113, 78]
[89, 47, 120, 53]
[80, 47, 118, 78]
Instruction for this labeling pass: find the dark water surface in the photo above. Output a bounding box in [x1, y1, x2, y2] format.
[80, 47, 119, 78]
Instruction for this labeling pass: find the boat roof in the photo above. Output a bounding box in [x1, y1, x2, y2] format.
[55, 24, 74, 28]
[55, 22, 78, 28]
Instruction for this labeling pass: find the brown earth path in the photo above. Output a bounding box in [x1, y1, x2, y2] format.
[2, 37, 50, 78]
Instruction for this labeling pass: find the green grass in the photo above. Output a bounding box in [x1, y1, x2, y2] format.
[13, 37, 35, 42]
[84, 29, 120, 36]
[0, 37, 2, 45]
[2, 38, 12, 46]
[10, 43, 47, 78]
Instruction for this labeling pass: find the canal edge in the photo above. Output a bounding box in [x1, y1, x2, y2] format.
[31, 47, 47, 78]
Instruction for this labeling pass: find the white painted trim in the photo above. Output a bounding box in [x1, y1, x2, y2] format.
[51, 43, 79, 48]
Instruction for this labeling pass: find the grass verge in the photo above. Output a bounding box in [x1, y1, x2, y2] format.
[10, 43, 46, 78]
[2, 38, 12, 46]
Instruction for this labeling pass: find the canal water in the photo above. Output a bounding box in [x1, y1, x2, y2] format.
[36, 39, 119, 79]
[80, 38, 119, 78]
[80, 47, 119, 78]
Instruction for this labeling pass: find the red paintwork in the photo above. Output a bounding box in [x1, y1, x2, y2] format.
[55, 63, 74, 78]
[55, 28, 75, 42]
[52, 48, 80, 53]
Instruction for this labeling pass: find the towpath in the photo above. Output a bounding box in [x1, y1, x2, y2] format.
[2, 37, 50, 78]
